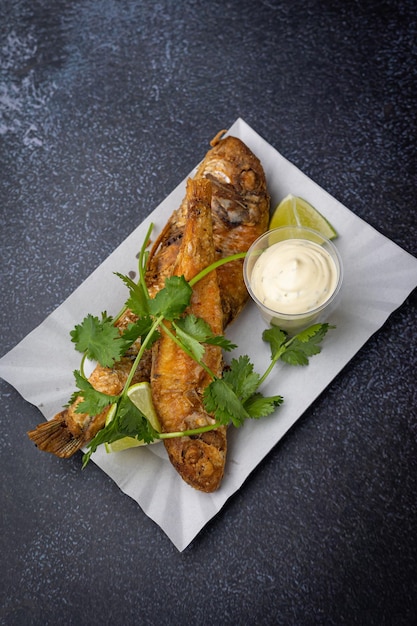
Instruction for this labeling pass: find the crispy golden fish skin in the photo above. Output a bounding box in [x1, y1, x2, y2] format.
[27, 132, 269, 464]
[151, 178, 226, 492]
[197, 132, 270, 325]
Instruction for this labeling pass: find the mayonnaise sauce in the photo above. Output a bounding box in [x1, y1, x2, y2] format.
[250, 239, 338, 314]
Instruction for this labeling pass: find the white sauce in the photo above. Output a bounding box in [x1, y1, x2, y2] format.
[250, 239, 338, 314]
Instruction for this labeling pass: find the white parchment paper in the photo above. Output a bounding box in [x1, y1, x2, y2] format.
[1, 119, 417, 551]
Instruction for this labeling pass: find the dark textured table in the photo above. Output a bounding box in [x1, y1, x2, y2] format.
[1, 1, 416, 624]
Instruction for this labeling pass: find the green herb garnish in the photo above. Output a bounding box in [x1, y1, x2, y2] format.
[67, 223, 333, 466]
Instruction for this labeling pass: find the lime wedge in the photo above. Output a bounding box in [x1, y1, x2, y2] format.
[269, 194, 338, 239]
[105, 437, 147, 453]
[105, 382, 161, 453]
[126, 382, 161, 431]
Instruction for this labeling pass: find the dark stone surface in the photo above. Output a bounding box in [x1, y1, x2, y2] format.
[1, 1, 416, 624]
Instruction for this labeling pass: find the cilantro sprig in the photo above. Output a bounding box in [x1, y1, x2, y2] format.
[82, 397, 160, 467]
[202, 323, 333, 428]
[67, 370, 119, 415]
[70, 312, 123, 368]
[68, 223, 334, 466]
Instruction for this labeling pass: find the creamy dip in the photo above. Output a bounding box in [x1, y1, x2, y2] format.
[250, 239, 338, 314]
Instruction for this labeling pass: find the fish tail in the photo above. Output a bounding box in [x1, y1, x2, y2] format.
[27, 410, 84, 458]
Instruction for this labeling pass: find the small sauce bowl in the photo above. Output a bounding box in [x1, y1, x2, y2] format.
[243, 226, 343, 333]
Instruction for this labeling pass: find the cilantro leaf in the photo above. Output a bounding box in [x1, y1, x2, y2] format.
[262, 327, 288, 361]
[115, 272, 149, 317]
[203, 356, 276, 428]
[223, 355, 260, 403]
[148, 275, 192, 320]
[173, 314, 237, 362]
[262, 323, 333, 367]
[204, 378, 251, 427]
[82, 396, 159, 467]
[176, 314, 237, 351]
[280, 323, 333, 366]
[70, 312, 122, 367]
[174, 320, 205, 362]
[175, 314, 212, 341]
[119, 318, 160, 352]
[71, 370, 119, 416]
[117, 396, 158, 444]
[205, 335, 237, 352]
[243, 392, 283, 418]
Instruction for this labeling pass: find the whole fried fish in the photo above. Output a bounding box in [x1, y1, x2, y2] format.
[151, 178, 226, 492]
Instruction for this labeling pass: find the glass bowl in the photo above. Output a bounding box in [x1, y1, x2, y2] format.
[243, 225, 343, 333]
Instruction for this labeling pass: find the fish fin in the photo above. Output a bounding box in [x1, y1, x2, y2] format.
[210, 129, 227, 147]
[27, 411, 84, 458]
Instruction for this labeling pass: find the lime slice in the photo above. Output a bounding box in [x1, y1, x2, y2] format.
[126, 382, 161, 431]
[269, 194, 338, 239]
[104, 436, 146, 453]
[105, 382, 161, 453]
